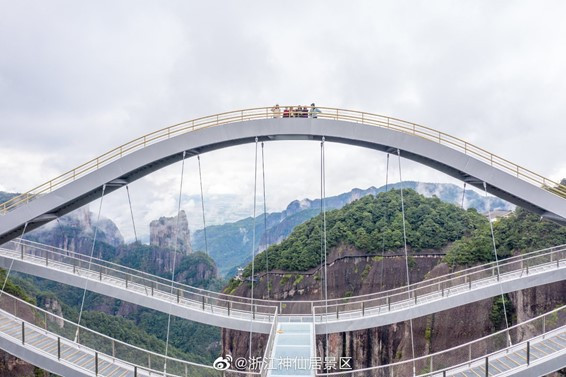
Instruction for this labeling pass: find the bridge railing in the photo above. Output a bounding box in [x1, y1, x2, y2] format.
[314, 305, 566, 376]
[313, 245, 566, 320]
[1, 106, 564, 214]
[3, 239, 565, 319]
[0, 291, 259, 376]
[2, 239, 278, 320]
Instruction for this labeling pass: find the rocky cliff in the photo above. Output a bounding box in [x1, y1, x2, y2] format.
[222, 246, 565, 375]
[150, 210, 192, 254]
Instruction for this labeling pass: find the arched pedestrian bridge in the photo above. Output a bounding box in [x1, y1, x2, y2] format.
[0, 106, 565, 244]
[1, 106, 565, 376]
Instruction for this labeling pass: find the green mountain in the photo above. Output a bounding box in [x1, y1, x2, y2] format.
[243, 188, 487, 276]
[193, 182, 512, 277]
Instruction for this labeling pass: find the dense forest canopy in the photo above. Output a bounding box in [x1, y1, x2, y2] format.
[245, 189, 487, 275]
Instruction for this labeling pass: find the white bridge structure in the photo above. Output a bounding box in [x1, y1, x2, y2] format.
[0, 106, 565, 376]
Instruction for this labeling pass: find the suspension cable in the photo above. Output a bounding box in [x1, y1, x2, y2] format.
[483, 182, 512, 345]
[461, 182, 467, 209]
[249, 137, 259, 366]
[0, 222, 28, 299]
[379, 153, 390, 292]
[397, 149, 416, 376]
[197, 155, 209, 255]
[126, 185, 138, 243]
[321, 137, 329, 372]
[261, 142, 269, 299]
[75, 184, 107, 342]
[163, 151, 187, 374]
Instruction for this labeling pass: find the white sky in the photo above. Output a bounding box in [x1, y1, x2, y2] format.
[1, 1, 565, 242]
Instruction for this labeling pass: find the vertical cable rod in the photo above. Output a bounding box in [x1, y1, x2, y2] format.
[379, 153, 390, 292]
[261, 142, 269, 299]
[321, 137, 329, 373]
[163, 151, 187, 374]
[484, 182, 512, 345]
[126, 185, 138, 243]
[397, 149, 416, 376]
[249, 137, 259, 367]
[75, 184, 106, 342]
[461, 182, 467, 209]
[197, 155, 209, 255]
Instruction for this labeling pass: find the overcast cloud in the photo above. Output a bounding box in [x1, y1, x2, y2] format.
[1, 1, 565, 241]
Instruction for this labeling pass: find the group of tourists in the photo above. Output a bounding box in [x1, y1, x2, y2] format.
[271, 103, 321, 119]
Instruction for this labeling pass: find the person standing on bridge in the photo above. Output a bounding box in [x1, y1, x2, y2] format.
[310, 103, 321, 118]
[271, 104, 281, 118]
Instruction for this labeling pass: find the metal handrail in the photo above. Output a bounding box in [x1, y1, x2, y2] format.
[0, 290, 259, 376]
[261, 307, 279, 377]
[2, 239, 564, 318]
[316, 305, 566, 375]
[1, 106, 564, 214]
[313, 247, 565, 317]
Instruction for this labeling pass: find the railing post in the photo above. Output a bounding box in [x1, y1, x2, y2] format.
[415, 293, 418, 305]
[151, 282, 154, 296]
[361, 302, 365, 317]
[468, 344, 472, 362]
[44, 312, 48, 329]
[112, 339, 115, 358]
[485, 357, 488, 377]
[202, 296, 205, 310]
[125, 275, 128, 288]
[177, 289, 181, 303]
[543, 316, 546, 337]
[45, 251, 48, 266]
[228, 302, 231, 316]
[57, 337, 61, 360]
[253, 304, 256, 320]
[21, 322, 25, 345]
[526, 264, 529, 275]
[527, 341, 530, 365]
[99, 270, 102, 281]
[336, 306, 339, 319]
[134, 366, 137, 377]
[387, 297, 391, 311]
[20, 244, 24, 259]
[95, 352, 98, 375]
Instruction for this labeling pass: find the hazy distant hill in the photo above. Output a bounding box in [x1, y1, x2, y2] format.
[193, 182, 513, 276]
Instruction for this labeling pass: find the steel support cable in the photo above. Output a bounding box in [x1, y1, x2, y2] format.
[163, 151, 187, 374]
[397, 149, 416, 376]
[261, 142, 269, 299]
[197, 155, 209, 255]
[461, 182, 467, 209]
[75, 184, 106, 342]
[249, 137, 259, 367]
[379, 153, 390, 292]
[321, 137, 329, 373]
[126, 185, 138, 243]
[483, 182, 512, 346]
[0, 222, 28, 298]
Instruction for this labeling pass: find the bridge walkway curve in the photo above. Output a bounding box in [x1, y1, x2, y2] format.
[0, 239, 564, 334]
[1, 107, 565, 245]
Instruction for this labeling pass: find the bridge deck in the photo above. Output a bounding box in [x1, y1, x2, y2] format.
[1, 243, 564, 334]
[0, 310, 136, 376]
[448, 327, 566, 377]
[268, 322, 315, 377]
